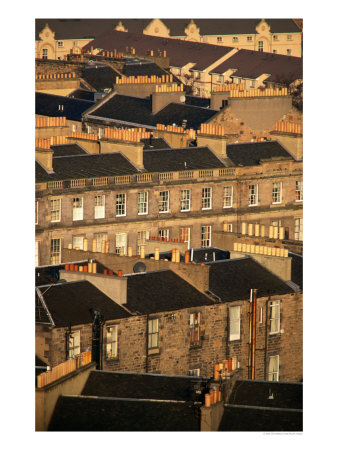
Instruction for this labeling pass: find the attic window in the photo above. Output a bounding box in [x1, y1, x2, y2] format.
[247, 36, 253, 42]
[232, 36, 238, 43]
[217, 36, 223, 43]
[58, 41, 64, 48]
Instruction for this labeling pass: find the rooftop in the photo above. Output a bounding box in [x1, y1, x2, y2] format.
[207, 256, 295, 302]
[226, 140, 295, 166]
[35, 92, 94, 122]
[36, 280, 131, 327]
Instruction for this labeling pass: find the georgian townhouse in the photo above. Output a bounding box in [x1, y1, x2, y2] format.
[36, 253, 302, 382]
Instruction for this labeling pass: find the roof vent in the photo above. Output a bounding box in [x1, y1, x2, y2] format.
[133, 262, 146, 273]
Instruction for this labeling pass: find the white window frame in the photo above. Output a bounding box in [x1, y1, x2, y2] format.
[268, 355, 279, 381]
[159, 229, 169, 240]
[202, 187, 212, 210]
[72, 235, 84, 250]
[148, 318, 159, 349]
[50, 238, 61, 265]
[73, 197, 83, 221]
[180, 189, 191, 212]
[50, 198, 61, 223]
[106, 325, 118, 359]
[189, 312, 201, 346]
[180, 227, 191, 249]
[94, 195, 105, 219]
[137, 230, 149, 255]
[95, 233, 107, 253]
[229, 306, 241, 341]
[72, 124, 77, 132]
[223, 186, 233, 208]
[115, 232, 127, 255]
[269, 300, 281, 334]
[159, 190, 169, 213]
[201, 225, 212, 248]
[249, 184, 259, 206]
[225, 223, 233, 232]
[138, 192, 148, 215]
[296, 180, 303, 202]
[294, 218, 303, 241]
[116, 193, 126, 217]
[68, 330, 80, 359]
[272, 182, 282, 204]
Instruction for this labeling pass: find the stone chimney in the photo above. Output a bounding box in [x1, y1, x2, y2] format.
[152, 90, 185, 114]
[35, 148, 54, 172]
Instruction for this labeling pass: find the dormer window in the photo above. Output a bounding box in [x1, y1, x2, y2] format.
[217, 36, 223, 43]
[58, 41, 64, 48]
[232, 36, 238, 43]
[273, 35, 279, 41]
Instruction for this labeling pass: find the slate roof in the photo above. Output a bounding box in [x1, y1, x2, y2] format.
[50, 143, 88, 157]
[125, 270, 214, 314]
[210, 49, 302, 83]
[68, 88, 95, 101]
[36, 19, 301, 42]
[35, 19, 118, 41]
[82, 29, 235, 70]
[35, 92, 94, 122]
[123, 59, 169, 78]
[218, 378, 303, 431]
[226, 140, 295, 166]
[290, 252, 303, 290]
[85, 93, 218, 129]
[36, 281, 131, 327]
[141, 137, 170, 149]
[185, 95, 210, 108]
[82, 370, 209, 402]
[48, 395, 201, 431]
[207, 257, 294, 302]
[35, 152, 139, 183]
[142, 146, 226, 172]
[80, 65, 120, 91]
[228, 379, 303, 409]
[218, 404, 302, 431]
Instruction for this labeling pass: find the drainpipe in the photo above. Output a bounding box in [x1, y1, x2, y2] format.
[250, 289, 258, 380]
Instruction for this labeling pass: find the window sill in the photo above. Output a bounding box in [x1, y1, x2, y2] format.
[189, 344, 202, 350]
[223, 205, 233, 209]
[248, 204, 258, 207]
[148, 348, 160, 356]
[229, 338, 241, 342]
[138, 213, 148, 216]
[116, 214, 126, 218]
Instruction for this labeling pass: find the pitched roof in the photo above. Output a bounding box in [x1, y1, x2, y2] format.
[85, 93, 218, 129]
[48, 395, 201, 431]
[68, 88, 96, 101]
[35, 19, 118, 41]
[125, 270, 214, 314]
[228, 379, 303, 409]
[226, 140, 295, 166]
[210, 49, 302, 83]
[123, 59, 169, 78]
[35, 152, 139, 183]
[141, 137, 170, 149]
[207, 257, 294, 302]
[51, 143, 88, 157]
[82, 370, 209, 402]
[218, 404, 302, 431]
[36, 281, 131, 327]
[142, 146, 225, 172]
[35, 92, 94, 121]
[80, 65, 120, 91]
[160, 18, 301, 36]
[82, 29, 235, 70]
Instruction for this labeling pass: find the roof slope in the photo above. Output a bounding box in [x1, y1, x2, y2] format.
[82, 370, 208, 402]
[142, 146, 225, 172]
[36, 281, 131, 327]
[48, 395, 200, 431]
[36, 19, 118, 41]
[126, 270, 214, 314]
[207, 257, 294, 302]
[35, 92, 94, 121]
[228, 379, 303, 409]
[35, 152, 139, 182]
[211, 49, 302, 82]
[51, 143, 88, 157]
[226, 140, 294, 166]
[82, 29, 235, 70]
[80, 65, 120, 91]
[86, 93, 218, 129]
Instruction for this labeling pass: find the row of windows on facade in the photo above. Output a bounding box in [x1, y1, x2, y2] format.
[67, 303, 281, 380]
[37, 216, 302, 266]
[40, 181, 302, 224]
